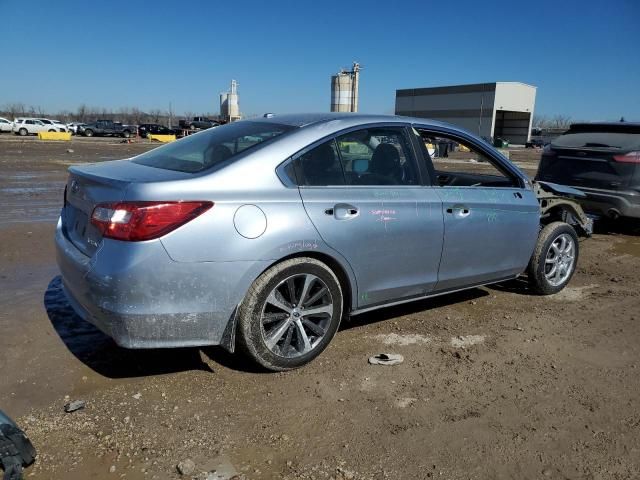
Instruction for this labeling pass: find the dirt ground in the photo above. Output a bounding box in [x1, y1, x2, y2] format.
[1, 135, 639, 480]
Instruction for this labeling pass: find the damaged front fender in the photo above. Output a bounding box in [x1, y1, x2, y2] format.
[533, 181, 593, 237]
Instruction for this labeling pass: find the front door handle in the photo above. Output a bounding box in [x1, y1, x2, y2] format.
[446, 204, 471, 218]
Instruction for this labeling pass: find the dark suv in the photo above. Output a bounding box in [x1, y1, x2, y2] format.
[536, 123, 640, 220]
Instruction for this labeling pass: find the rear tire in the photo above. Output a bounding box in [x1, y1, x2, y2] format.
[237, 257, 343, 371]
[48, 129, 56, 132]
[122, 130, 131, 138]
[527, 222, 579, 295]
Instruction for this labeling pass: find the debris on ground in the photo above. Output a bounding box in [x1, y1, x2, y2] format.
[0, 410, 37, 480]
[63, 400, 85, 413]
[450, 335, 485, 348]
[368, 353, 404, 366]
[177, 458, 196, 476]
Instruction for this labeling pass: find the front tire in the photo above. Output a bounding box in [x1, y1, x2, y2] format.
[84, 129, 94, 137]
[527, 222, 579, 295]
[18, 128, 28, 136]
[237, 257, 343, 371]
[122, 130, 131, 138]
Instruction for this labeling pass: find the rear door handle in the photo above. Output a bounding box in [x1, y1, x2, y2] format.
[329, 203, 359, 220]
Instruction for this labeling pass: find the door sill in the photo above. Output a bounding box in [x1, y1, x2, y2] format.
[349, 275, 518, 316]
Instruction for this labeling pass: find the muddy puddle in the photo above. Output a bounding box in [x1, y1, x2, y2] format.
[0, 170, 64, 224]
[612, 236, 640, 257]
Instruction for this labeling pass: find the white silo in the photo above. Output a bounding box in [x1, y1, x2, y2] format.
[227, 80, 240, 121]
[220, 92, 229, 118]
[330, 62, 360, 113]
[220, 80, 241, 122]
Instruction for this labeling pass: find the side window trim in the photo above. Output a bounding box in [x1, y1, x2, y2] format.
[412, 125, 526, 189]
[407, 126, 435, 186]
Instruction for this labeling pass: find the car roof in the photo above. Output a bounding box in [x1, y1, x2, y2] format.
[249, 112, 452, 129]
[569, 122, 640, 133]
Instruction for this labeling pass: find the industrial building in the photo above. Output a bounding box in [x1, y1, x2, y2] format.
[220, 80, 242, 122]
[395, 82, 536, 144]
[331, 62, 360, 112]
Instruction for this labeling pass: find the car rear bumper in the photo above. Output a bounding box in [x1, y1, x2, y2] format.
[55, 217, 267, 348]
[574, 187, 640, 219]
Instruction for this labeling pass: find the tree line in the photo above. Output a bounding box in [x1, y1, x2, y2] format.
[532, 114, 574, 130]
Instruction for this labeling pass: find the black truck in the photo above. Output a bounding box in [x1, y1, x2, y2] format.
[78, 120, 136, 138]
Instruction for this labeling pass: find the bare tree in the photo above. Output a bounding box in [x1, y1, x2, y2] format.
[149, 109, 163, 123]
[76, 104, 88, 122]
[533, 114, 549, 129]
[550, 115, 572, 129]
[2, 103, 26, 119]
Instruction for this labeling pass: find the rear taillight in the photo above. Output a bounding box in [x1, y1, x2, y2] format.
[613, 151, 640, 163]
[91, 201, 213, 241]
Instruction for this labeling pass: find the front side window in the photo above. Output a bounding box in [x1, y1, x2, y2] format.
[336, 128, 418, 186]
[132, 121, 295, 173]
[415, 129, 519, 188]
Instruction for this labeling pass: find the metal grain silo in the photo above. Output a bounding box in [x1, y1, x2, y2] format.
[330, 62, 360, 113]
[227, 80, 240, 120]
[219, 80, 242, 122]
[219, 92, 229, 118]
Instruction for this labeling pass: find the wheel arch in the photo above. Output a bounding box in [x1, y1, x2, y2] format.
[219, 249, 357, 353]
[541, 202, 592, 236]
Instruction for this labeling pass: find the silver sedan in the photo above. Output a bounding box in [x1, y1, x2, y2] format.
[56, 113, 579, 370]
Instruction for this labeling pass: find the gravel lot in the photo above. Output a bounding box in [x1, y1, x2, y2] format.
[1, 135, 639, 480]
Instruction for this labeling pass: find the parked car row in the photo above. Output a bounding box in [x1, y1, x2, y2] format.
[0, 117, 209, 139]
[0, 117, 73, 136]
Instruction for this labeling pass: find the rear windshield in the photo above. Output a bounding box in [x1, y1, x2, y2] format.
[552, 131, 640, 150]
[132, 121, 295, 173]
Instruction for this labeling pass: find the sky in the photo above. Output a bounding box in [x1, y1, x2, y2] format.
[1, 0, 639, 121]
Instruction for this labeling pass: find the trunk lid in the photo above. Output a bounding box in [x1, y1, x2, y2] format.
[537, 124, 640, 191]
[62, 159, 193, 256]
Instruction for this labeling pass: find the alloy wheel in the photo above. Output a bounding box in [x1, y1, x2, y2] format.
[544, 233, 576, 287]
[260, 273, 333, 358]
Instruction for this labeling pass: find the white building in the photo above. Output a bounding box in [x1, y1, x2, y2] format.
[395, 82, 536, 144]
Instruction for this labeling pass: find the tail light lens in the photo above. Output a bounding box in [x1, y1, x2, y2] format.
[613, 151, 640, 163]
[91, 201, 213, 241]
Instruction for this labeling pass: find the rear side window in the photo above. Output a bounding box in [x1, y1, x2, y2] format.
[132, 121, 295, 173]
[294, 127, 419, 187]
[552, 131, 640, 150]
[336, 128, 418, 186]
[296, 140, 346, 186]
